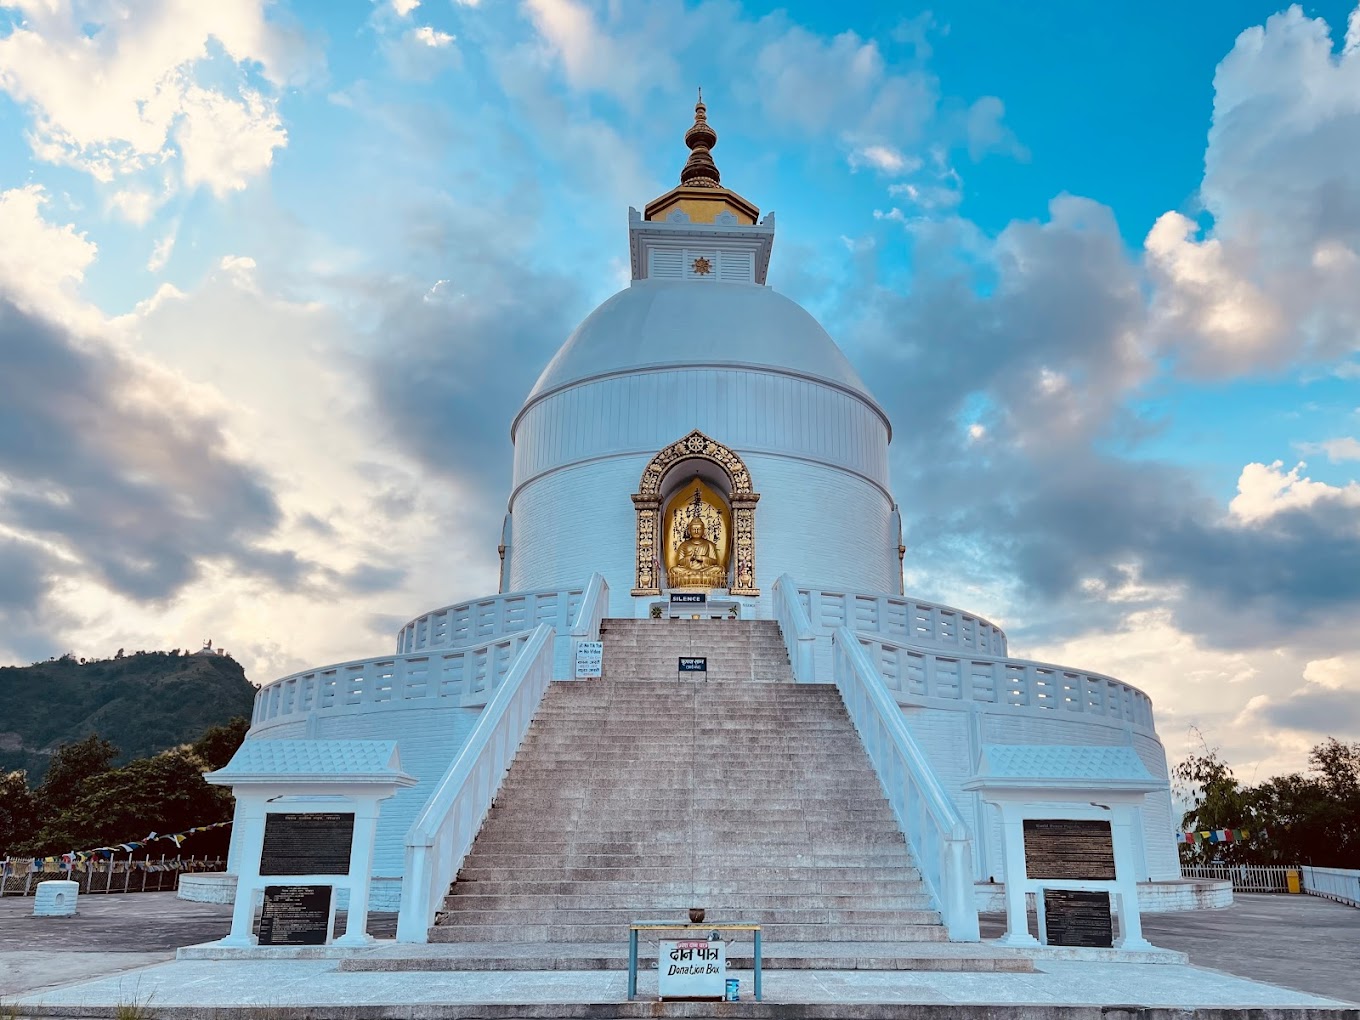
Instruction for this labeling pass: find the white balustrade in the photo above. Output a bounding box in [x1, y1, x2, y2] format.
[396, 623, 556, 942]
[798, 587, 1008, 656]
[252, 633, 533, 729]
[772, 574, 817, 682]
[832, 628, 980, 942]
[1300, 866, 1360, 907]
[855, 634, 1157, 735]
[396, 587, 586, 654]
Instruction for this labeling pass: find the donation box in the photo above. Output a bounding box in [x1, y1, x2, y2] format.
[658, 939, 726, 999]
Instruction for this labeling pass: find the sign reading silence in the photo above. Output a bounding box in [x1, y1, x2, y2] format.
[678, 657, 707, 673]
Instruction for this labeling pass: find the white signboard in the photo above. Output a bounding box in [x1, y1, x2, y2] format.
[574, 641, 603, 679]
[658, 939, 725, 999]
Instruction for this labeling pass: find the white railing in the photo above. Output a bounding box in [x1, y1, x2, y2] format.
[396, 623, 556, 942]
[801, 588, 1008, 656]
[251, 633, 533, 728]
[568, 573, 610, 669]
[855, 634, 1157, 734]
[773, 574, 817, 682]
[1301, 866, 1360, 907]
[396, 586, 586, 654]
[832, 627, 979, 942]
[1182, 864, 1297, 892]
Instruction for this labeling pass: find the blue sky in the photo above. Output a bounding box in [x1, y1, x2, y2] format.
[1, 0, 1358, 779]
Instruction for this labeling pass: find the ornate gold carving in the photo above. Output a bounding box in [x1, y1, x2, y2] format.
[691, 256, 712, 275]
[632, 430, 759, 596]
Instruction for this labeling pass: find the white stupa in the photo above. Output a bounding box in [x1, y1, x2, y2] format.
[231, 97, 1187, 938]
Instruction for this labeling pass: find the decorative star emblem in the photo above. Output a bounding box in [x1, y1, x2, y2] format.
[691, 256, 712, 275]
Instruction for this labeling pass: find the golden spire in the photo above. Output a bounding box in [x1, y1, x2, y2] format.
[680, 87, 720, 189]
[642, 89, 758, 225]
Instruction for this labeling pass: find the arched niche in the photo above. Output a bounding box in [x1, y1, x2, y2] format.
[631, 430, 760, 596]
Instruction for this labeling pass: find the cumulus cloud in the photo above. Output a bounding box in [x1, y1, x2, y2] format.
[0, 0, 310, 196]
[0, 299, 297, 600]
[1229, 460, 1360, 523]
[1145, 5, 1360, 377]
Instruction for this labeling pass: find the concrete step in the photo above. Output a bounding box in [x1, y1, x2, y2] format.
[440, 892, 936, 910]
[428, 921, 950, 943]
[447, 879, 928, 896]
[434, 907, 942, 927]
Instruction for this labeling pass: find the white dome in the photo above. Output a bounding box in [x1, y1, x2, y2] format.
[524, 279, 880, 410]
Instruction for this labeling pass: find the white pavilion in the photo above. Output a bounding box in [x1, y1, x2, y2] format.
[224, 98, 1193, 947]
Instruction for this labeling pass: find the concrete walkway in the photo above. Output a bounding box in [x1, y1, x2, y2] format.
[2, 892, 1357, 1015]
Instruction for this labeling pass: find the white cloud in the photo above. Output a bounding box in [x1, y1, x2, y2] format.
[1144, 5, 1360, 377]
[1300, 436, 1360, 462]
[1228, 459, 1360, 524]
[849, 144, 917, 175]
[412, 25, 455, 48]
[964, 95, 1026, 161]
[521, 0, 675, 104]
[147, 232, 176, 274]
[392, 0, 421, 14]
[0, 0, 307, 196]
[0, 185, 97, 321]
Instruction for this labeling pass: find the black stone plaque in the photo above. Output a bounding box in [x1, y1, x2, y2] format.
[258, 884, 332, 946]
[678, 656, 708, 672]
[1042, 889, 1113, 948]
[260, 812, 354, 876]
[1023, 819, 1116, 880]
[670, 592, 707, 604]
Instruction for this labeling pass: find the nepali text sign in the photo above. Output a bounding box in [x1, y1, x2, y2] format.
[260, 812, 354, 876]
[574, 641, 604, 678]
[678, 657, 708, 673]
[658, 939, 726, 999]
[1023, 819, 1116, 881]
[258, 884, 332, 946]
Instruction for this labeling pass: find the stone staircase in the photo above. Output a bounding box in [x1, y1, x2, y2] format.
[598, 618, 791, 682]
[429, 619, 951, 946]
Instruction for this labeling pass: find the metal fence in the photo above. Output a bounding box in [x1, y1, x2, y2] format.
[1, 855, 225, 896]
[1182, 864, 1298, 892]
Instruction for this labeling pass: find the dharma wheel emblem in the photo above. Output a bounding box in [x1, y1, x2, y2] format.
[691, 256, 712, 275]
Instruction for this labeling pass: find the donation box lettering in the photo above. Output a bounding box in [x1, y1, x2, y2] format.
[260, 812, 355, 876]
[1022, 819, 1116, 881]
[258, 884, 332, 946]
[658, 939, 726, 999]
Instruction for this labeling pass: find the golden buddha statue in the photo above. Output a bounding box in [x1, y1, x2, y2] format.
[668, 516, 727, 589]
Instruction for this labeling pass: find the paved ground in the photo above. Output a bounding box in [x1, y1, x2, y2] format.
[980, 894, 1360, 1005]
[0, 891, 1356, 1010]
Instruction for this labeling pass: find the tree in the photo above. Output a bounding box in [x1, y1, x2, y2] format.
[1176, 734, 1360, 869]
[190, 717, 250, 772]
[37, 734, 119, 815]
[0, 770, 38, 855]
[22, 747, 232, 856]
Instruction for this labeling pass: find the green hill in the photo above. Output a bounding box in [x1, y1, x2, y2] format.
[0, 651, 258, 784]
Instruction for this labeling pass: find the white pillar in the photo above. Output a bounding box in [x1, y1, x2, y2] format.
[335, 801, 381, 946]
[994, 809, 1039, 947]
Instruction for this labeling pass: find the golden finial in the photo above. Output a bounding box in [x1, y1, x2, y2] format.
[680, 88, 720, 189]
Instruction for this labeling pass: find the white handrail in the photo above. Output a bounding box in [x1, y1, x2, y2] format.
[772, 574, 817, 682]
[396, 623, 556, 943]
[569, 573, 610, 654]
[833, 627, 979, 942]
[396, 586, 586, 654]
[855, 633, 1157, 734]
